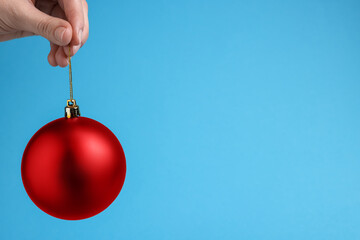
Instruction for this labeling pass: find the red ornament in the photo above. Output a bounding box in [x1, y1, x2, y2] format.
[21, 109, 126, 220]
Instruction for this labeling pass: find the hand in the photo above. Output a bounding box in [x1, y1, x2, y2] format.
[0, 0, 89, 67]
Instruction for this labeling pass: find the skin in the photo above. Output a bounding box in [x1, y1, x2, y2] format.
[0, 0, 89, 67]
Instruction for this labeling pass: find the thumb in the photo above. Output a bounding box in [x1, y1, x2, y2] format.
[17, 3, 72, 46]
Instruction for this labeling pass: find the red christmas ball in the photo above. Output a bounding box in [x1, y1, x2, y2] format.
[21, 116, 126, 220]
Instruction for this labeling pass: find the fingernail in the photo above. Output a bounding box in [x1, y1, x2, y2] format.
[78, 29, 83, 45]
[73, 45, 81, 55]
[55, 27, 67, 43]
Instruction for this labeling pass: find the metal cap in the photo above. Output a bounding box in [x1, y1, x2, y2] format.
[65, 99, 80, 118]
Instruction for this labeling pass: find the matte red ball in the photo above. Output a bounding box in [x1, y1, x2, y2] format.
[21, 117, 126, 220]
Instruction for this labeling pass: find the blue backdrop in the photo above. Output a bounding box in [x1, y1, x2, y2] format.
[1, 0, 360, 239]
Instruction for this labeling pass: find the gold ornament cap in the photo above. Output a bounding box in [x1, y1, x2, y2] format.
[65, 99, 80, 118]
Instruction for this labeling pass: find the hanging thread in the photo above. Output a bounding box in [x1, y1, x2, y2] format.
[65, 46, 80, 118]
[69, 47, 73, 101]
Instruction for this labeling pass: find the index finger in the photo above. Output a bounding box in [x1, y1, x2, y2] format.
[58, 0, 84, 46]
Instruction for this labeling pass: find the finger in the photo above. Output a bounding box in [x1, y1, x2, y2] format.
[16, 2, 72, 46]
[55, 46, 69, 67]
[49, 4, 75, 59]
[50, 4, 73, 59]
[63, 44, 80, 58]
[48, 43, 58, 67]
[81, 0, 89, 46]
[58, 0, 84, 46]
[63, 0, 88, 57]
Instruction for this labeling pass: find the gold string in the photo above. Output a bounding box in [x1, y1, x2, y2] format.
[68, 46, 73, 101]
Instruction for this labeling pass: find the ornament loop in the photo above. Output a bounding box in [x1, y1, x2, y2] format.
[67, 99, 77, 107]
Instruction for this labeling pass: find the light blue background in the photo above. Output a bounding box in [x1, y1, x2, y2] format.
[1, 0, 360, 239]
